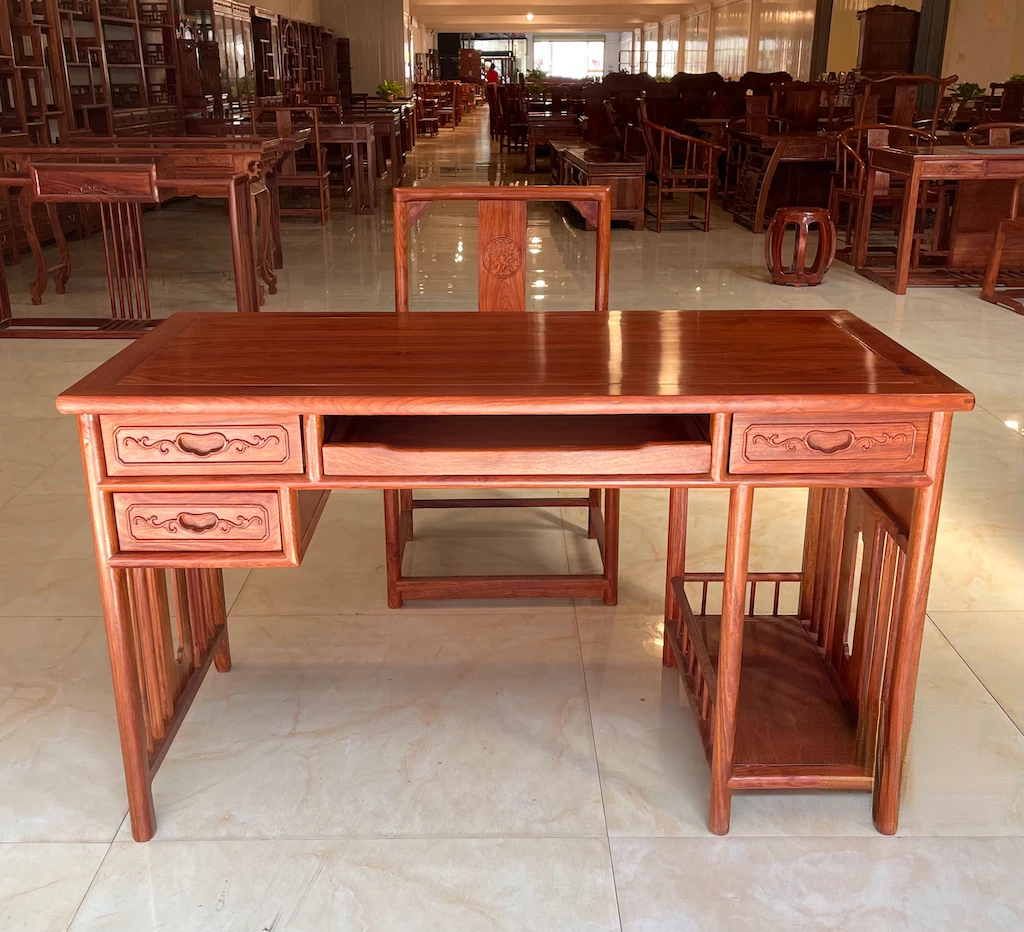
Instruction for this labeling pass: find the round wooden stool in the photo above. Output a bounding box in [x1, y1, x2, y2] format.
[764, 207, 837, 286]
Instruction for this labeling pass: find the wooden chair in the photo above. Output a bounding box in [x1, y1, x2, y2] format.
[22, 162, 160, 327]
[830, 124, 938, 253]
[498, 85, 528, 152]
[385, 184, 619, 608]
[984, 81, 1024, 123]
[639, 100, 721, 232]
[982, 176, 1024, 316]
[415, 96, 439, 136]
[251, 105, 331, 224]
[771, 81, 839, 132]
[964, 123, 1024, 148]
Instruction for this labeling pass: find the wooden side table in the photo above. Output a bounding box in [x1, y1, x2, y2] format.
[563, 147, 646, 231]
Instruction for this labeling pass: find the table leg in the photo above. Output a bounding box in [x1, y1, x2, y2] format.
[527, 141, 536, 173]
[18, 187, 47, 305]
[47, 203, 71, 294]
[663, 487, 688, 668]
[708, 484, 754, 835]
[893, 165, 922, 296]
[366, 138, 378, 211]
[266, 171, 283, 271]
[602, 488, 620, 606]
[873, 411, 952, 834]
[227, 175, 260, 313]
[349, 143, 364, 213]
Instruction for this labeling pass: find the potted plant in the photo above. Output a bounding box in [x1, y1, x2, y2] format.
[376, 80, 404, 102]
[525, 68, 547, 96]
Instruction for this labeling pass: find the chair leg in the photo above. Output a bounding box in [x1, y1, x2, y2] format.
[383, 490, 404, 609]
[602, 489, 620, 606]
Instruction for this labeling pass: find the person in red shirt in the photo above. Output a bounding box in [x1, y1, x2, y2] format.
[485, 63, 500, 84]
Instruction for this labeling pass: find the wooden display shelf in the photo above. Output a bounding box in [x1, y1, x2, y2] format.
[667, 578, 874, 790]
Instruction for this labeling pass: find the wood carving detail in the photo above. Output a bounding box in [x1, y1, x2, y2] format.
[123, 431, 281, 458]
[750, 428, 911, 456]
[481, 236, 523, 278]
[132, 511, 266, 535]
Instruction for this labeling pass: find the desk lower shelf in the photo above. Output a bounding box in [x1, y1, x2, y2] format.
[667, 581, 874, 791]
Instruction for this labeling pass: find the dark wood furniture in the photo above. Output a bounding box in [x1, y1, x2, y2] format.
[561, 147, 645, 231]
[525, 113, 583, 172]
[318, 120, 376, 213]
[250, 105, 331, 224]
[56, 308, 973, 842]
[965, 123, 1024, 148]
[389, 185, 619, 607]
[856, 5, 919, 76]
[982, 176, 1024, 315]
[764, 207, 836, 286]
[639, 103, 720, 232]
[854, 145, 1024, 294]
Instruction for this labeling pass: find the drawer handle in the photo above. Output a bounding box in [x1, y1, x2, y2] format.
[806, 430, 855, 455]
[124, 431, 279, 458]
[133, 511, 265, 534]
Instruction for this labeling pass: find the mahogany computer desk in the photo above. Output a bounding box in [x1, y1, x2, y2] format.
[56, 310, 973, 841]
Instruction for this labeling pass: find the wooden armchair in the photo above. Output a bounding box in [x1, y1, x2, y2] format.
[981, 176, 1024, 316]
[856, 74, 958, 138]
[984, 81, 1024, 123]
[384, 184, 619, 607]
[965, 123, 1024, 147]
[771, 81, 839, 132]
[830, 124, 938, 252]
[415, 96, 439, 136]
[497, 85, 528, 152]
[639, 105, 721, 232]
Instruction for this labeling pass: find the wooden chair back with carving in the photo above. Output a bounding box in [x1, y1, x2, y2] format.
[965, 122, 1024, 148]
[29, 162, 159, 320]
[392, 185, 611, 312]
[858, 74, 957, 138]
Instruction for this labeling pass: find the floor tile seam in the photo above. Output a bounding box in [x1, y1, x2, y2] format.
[570, 598, 626, 932]
[110, 833, 617, 844]
[925, 613, 1024, 740]
[62, 836, 115, 932]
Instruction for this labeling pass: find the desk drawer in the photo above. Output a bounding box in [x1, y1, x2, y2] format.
[729, 415, 929, 475]
[113, 492, 282, 552]
[323, 414, 711, 478]
[102, 415, 303, 475]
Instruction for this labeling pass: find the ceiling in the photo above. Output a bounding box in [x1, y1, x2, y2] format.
[409, 0, 699, 35]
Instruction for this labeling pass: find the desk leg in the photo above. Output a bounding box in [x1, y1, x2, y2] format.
[366, 138, 378, 212]
[663, 487, 688, 668]
[873, 411, 951, 834]
[349, 143, 364, 214]
[893, 165, 922, 296]
[227, 175, 260, 313]
[708, 484, 754, 835]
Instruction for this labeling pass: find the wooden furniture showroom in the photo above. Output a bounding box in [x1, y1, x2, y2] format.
[57, 308, 973, 842]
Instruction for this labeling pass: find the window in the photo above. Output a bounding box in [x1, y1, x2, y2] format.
[681, 11, 709, 74]
[643, 24, 658, 76]
[660, 19, 679, 77]
[532, 39, 604, 80]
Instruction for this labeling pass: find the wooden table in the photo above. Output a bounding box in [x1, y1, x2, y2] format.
[525, 113, 584, 172]
[0, 136, 302, 335]
[319, 122, 378, 213]
[854, 145, 1024, 295]
[562, 147, 646, 230]
[731, 131, 837, 232]
[56, 309, 972, 842]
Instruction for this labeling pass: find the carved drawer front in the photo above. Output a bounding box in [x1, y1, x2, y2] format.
[114, 492, 282, 552]
[102, 415, 303, 475]
[729, 415, 930, 475]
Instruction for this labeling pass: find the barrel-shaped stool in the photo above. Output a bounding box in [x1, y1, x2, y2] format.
[764, 207, 837, 286]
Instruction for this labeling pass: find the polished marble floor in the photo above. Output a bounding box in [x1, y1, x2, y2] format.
[1, 109, 1023, 931]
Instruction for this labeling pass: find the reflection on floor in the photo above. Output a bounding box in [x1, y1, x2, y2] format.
[1, 109, 1022, 931]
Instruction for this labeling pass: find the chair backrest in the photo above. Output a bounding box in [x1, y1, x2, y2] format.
[965, 122, 1024, 147]
[771, 81, 836, 132]
[29, 162, 160, 320]
[392, 185, 611, 312]
[858, 73, 957, 135]
[836, 124, 937, 195]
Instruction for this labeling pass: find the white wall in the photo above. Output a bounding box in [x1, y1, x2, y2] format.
[320, 0, 408, 94]
[942, 0, 1024, 88]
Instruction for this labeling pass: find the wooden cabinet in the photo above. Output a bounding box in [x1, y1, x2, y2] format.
[856, 5, 919, 76]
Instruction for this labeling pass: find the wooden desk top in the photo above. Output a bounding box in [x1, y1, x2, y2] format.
[57, 310, 973, 416]
[875, 145, 1024, 160]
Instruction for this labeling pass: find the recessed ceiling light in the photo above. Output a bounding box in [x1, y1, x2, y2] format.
[526, 11, 534, 20]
